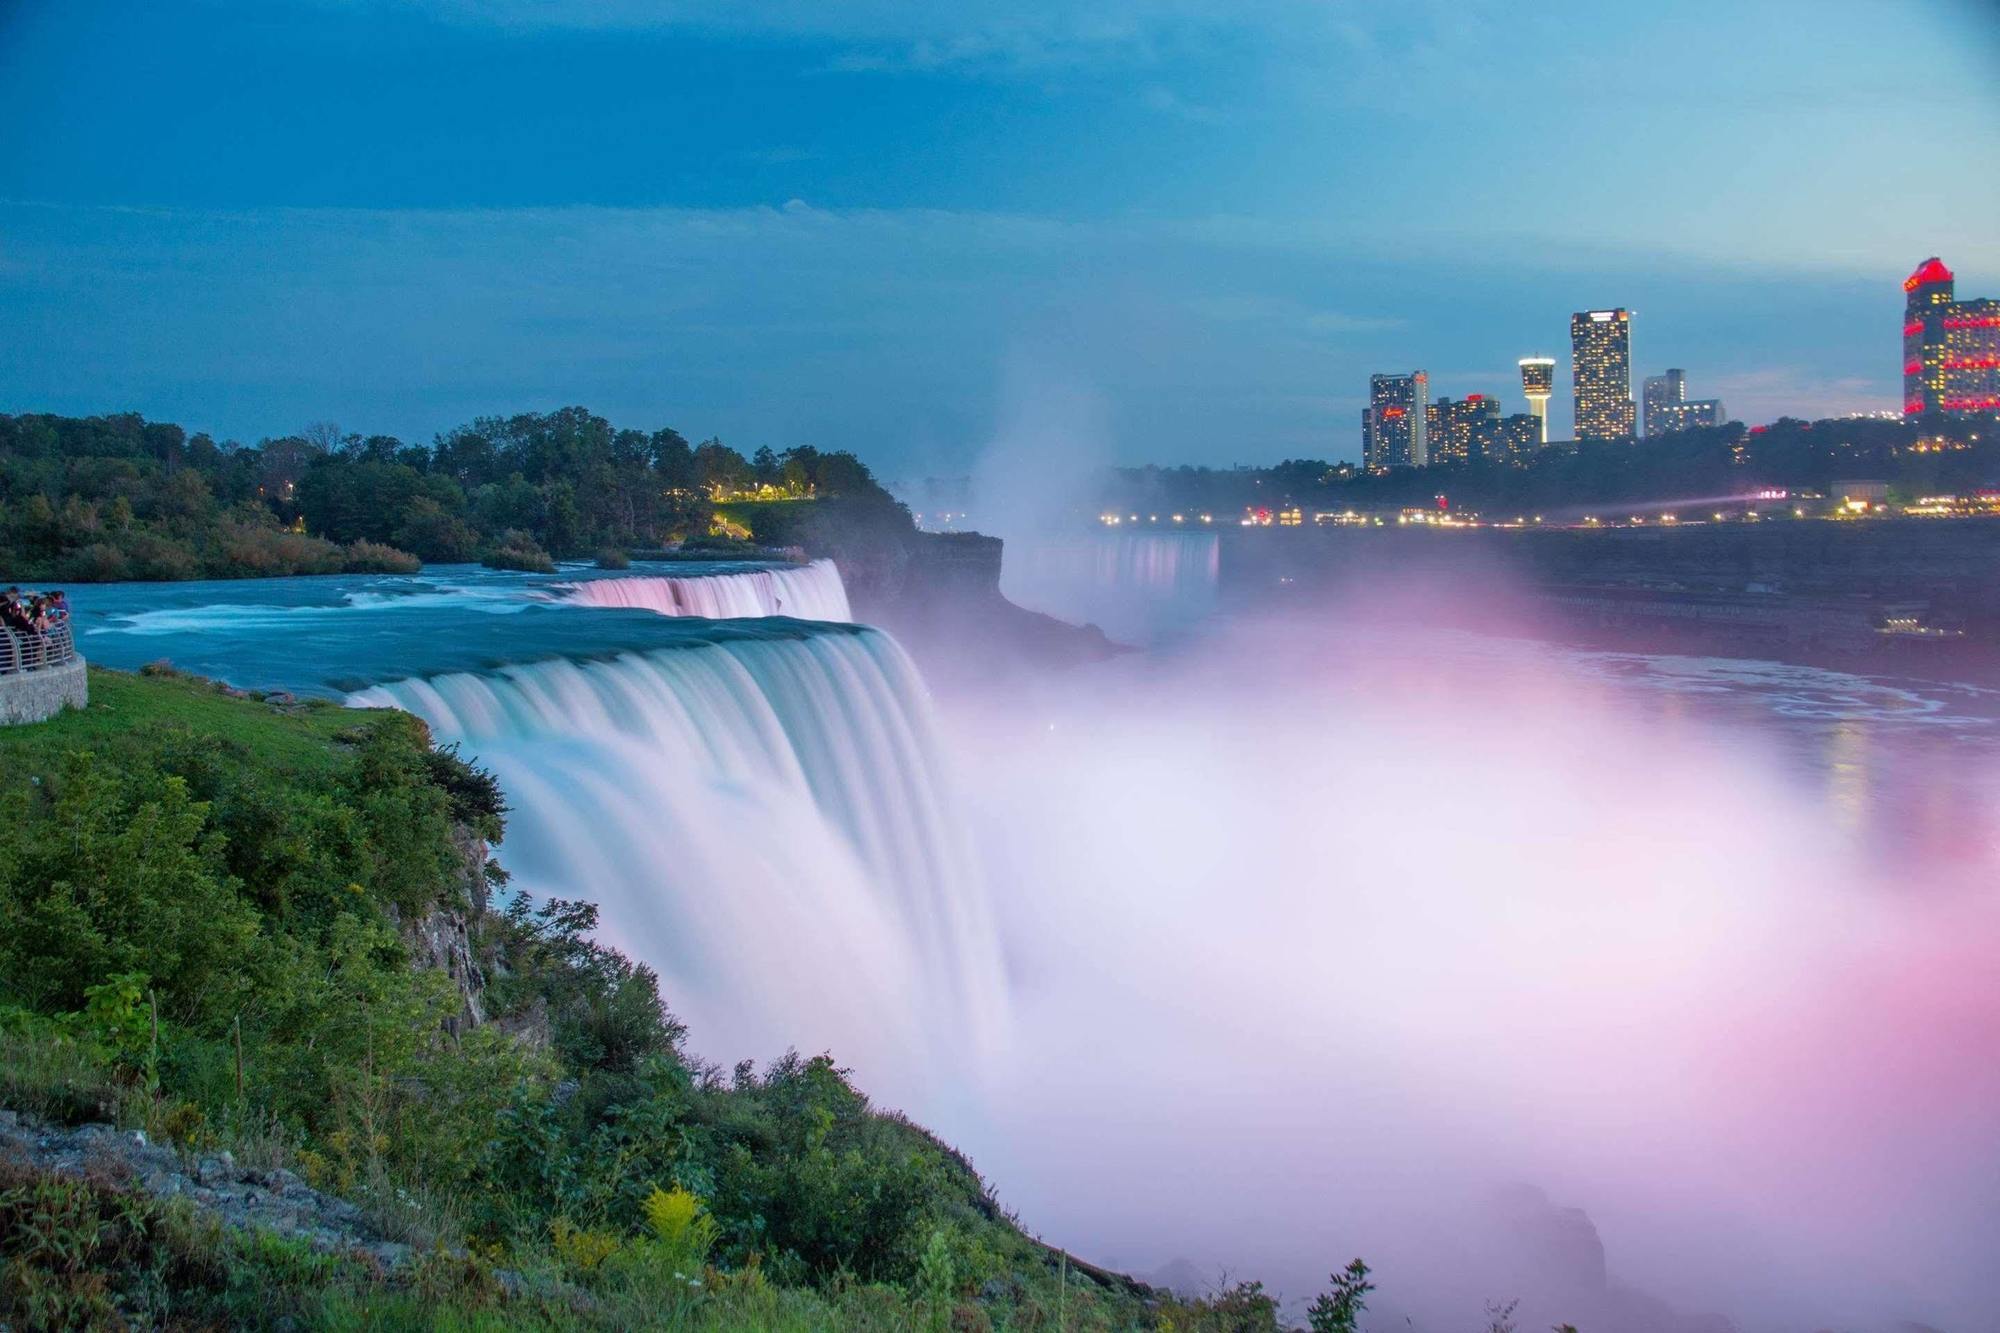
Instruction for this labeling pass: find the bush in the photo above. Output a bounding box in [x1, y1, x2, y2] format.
[0, 751, 261, 1021]
[63, 542, 130, 581]
[595, 547, 631, 570]
[343, 539, 423, 574]
[677, 534, 763, 557]
[482, 529, 558, 574]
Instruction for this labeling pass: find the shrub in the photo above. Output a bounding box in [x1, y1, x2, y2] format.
[0, 751, 260, 1022]
[1307, 1259, 1374, 1333]
[678, 534, 762, 556]
[595, 547, 631, 570]
[482, 529, 557, 574]
[639, 1185, 718, 1274]
[62, 542, 131, 581]
[343, 539, 423, 574]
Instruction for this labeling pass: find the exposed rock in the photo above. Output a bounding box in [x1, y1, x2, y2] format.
[0, 1109, 417, 1267]
[396, 823, 497, 1031]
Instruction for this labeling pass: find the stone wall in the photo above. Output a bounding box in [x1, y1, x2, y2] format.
[0, 655, 87, 725]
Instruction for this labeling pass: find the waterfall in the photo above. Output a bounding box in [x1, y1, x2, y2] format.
[349, 626, 1000, 1090]
[564, 559, 853, 622]
[1000, 531, 1220, 643]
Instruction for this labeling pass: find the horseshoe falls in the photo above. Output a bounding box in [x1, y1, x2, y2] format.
[562, 558, 853, 622]
[351, 623, 1000, 1096]
[999, 531, 1219, 643]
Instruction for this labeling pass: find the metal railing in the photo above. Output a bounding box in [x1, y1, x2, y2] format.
[1, 621, 78, 674]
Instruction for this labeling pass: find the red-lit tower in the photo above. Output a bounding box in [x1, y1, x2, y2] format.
[1904, 257, 1954, 416]
[1904, 257, 2000, 418]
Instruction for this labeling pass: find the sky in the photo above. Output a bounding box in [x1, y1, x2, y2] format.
[1, 0, 1997, 475]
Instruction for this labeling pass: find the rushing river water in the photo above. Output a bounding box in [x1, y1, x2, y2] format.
[71, 558, 2000, 1332]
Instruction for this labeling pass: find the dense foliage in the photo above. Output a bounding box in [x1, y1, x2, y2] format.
[0, 668, 1307, 1330]
[0, 409, 900, 581]
[1100, 415, 1996, 518]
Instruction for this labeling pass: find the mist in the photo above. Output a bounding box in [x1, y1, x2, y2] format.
[922, 580, 2000, 1332]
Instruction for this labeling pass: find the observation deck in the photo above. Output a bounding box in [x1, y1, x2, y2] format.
[0, 622, 87, 724]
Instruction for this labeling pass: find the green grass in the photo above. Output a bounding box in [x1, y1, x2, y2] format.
[0, 665, 363, 779]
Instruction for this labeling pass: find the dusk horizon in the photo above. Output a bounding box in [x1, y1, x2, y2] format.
[3, 1, 1996, 471]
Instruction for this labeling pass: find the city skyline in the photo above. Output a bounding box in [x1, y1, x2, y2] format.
[0, 1, 1995, 472]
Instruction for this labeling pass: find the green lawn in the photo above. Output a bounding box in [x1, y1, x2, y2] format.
[0, 665, 365, 779]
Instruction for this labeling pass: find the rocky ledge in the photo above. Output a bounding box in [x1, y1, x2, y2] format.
[0, 1108, 415, 1270]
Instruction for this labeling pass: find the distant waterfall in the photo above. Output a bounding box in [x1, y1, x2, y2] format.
[1000, 531, 1220, 643]
[564, 559, 852, 622]
[350, 627, 999, 1087]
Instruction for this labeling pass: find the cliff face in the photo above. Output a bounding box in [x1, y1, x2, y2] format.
[397, 828, 490, 1032]
[854, 531, 1122, 689]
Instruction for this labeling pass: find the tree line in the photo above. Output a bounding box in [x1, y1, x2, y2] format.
[0, 408, 898, 581]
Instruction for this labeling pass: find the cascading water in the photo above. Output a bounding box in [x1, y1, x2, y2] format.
[350, 626, 1001, 1099]
[999, 531, 1219, 643]
[563, 558, 853, 622]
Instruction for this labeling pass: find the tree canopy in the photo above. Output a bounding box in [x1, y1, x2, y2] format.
[0, 408, 897, 580]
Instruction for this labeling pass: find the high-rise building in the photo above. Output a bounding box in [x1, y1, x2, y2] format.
[1641, 369, 1684, 437]
[1571, 309, 1636, 441]
[1471, 413, 1542, 466]
[1518, 357, 1555, 445]
[1656, 399, 1725, 434]
[1366, 372, 1429, 469]
[1428, 394, 1501, 465]
[1904, 257, 2000, 418]
[1642, 367, 1726, 437]
[1360, 407, 1375, 468]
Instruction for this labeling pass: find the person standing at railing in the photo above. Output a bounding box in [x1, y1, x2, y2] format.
[0, 588, 30, 634]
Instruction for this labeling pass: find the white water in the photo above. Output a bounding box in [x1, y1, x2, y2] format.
[350, 627, 998, 1096]
[563, 559, 853, 622]
[1000, 532, 1219, 643]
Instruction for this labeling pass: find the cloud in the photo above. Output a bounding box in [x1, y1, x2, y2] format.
[0, 199, 1904, 471]
[1705, 367, 1892, 425]
[319, 0, 1480, 75]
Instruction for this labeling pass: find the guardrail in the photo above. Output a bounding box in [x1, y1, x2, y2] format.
[1, 621, 78, 674]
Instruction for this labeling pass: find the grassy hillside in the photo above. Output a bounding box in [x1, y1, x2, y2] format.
[0, 668, 1291, 1331]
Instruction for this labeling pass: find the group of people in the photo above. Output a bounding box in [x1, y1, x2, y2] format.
[2, 587, 70, 637]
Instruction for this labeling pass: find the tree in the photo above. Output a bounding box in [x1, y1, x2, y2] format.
[1306, 1259, 1373, 1333]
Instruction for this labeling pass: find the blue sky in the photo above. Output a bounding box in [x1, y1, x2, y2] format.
[1, 0, 1996, 474]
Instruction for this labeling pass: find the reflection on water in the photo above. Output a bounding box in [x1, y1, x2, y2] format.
[1562, 646, 2000, 877]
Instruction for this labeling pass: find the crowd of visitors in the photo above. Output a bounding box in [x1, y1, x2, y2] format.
[1, 588, 72, 669]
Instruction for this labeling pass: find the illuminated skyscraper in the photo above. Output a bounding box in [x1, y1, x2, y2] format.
[1366, 371, 1429, 469]
[1904, 257, 2000, 418]
[1469, 412, 1541, 466]
[1571, 309, 1635, 441]
[1517, 357, 1555, 445]
[1428, 394, 1500, 465]
[1642, 368, 1726, 437]
[1641, 369, 1684, 436]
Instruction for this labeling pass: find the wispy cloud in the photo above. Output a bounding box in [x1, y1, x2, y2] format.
[323, 0, 1477, 76]
[0, 199, 1902, 467]
[1706, 367, 1891, 424]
